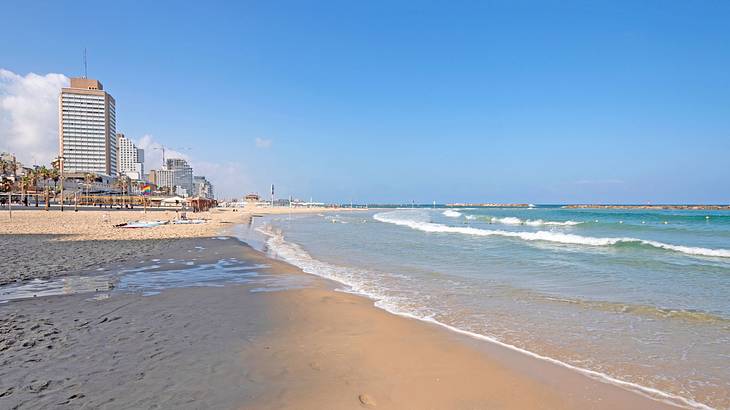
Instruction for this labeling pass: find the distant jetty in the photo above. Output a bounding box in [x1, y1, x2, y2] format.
[563, 204, 730, 211]
[447, 203, 531, 208]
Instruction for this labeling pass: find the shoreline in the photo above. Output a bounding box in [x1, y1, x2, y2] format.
[0, 210, 703, 409]
[253, 219, 713, 410]
[0, 206, 360, 285]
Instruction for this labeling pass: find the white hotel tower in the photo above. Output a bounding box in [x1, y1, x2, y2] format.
[116, 133, 144, 179]
[58, 78, 117, 175]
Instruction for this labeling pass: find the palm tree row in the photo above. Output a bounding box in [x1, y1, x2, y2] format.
[0, 166, 61, 208]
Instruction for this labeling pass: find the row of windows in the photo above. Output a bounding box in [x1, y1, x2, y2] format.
[61, 95, 104, 100]
[63, 150, 107, 156]
[61, 102, 106, 108]
[63, 125, 105, 129]
[65, 163, 108, 168]
[61, 104, 105, 110]
[63, 131, 105, 137]
[62, 110, 105, 116]
[64, 150, 107, 155]
[62, 110, 105, 115]
[63, 127, 106, 132]
[63, 123, 105, 128]
[63, 145, 106, 150]
[62, 103, 105, 109]
[62, 110, 105, 117]
[62, 99, 105, 105]
[61, 106, 105, 111]
[62, 93, 105, 99]
[63, 136, 106, 141]
[61, 104, 107, 109]
[63, 121, 105, 126]
[62, 117, 105, 122]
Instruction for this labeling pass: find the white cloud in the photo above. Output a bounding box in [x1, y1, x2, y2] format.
[0, 69, 69, 165]
[255, 137, 272, 149]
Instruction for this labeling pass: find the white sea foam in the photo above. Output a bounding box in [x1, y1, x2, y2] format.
[256, 223, 712, 410]
[482, 216, 583, 227]
[375, 212, 730, 259]
[442, 210, 462, 218]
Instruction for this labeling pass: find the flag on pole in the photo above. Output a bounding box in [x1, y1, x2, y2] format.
[142, 184, 152, 196]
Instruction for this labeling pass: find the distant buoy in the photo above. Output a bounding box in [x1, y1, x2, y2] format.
[619, 221, 623, 224]
[641, 221, 646, 224]
[663, 221, 668, 224]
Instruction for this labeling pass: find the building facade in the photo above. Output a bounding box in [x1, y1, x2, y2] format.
[116, 133, 144, 179]
[193, 175, 214, 199]
[166, 158, 193, 197]
[59, 78, 117, 175]
[149, 169, 175, 192]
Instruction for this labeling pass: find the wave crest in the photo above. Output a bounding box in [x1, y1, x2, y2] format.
[374, 212, 730, 259]
[475, 215, 582, 226]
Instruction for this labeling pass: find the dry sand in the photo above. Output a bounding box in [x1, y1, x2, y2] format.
[0, 210, 680, 409]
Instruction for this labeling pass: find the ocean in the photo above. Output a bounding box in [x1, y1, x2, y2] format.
[239, 206, 730, 409]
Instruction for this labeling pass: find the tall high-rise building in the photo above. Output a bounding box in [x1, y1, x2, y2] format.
[166, 158, 193, 197]
[117, 133, 144, 179]
[59, 78, 117, 175]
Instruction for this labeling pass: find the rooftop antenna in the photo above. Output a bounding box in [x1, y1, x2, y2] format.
[83, 48, 88, 79]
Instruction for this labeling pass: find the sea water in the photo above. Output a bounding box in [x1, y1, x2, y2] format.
[246, 207, 730, 409]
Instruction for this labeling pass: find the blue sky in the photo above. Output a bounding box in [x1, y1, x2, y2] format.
[1, 1, 729, 203]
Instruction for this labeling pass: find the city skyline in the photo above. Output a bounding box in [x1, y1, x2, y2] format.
[1, 1, 729, 202]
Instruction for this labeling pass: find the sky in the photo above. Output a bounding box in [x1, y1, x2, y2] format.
[1, 0, 729, 203]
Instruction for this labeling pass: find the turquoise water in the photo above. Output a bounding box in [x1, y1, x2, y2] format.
[248, 207, 730, 409]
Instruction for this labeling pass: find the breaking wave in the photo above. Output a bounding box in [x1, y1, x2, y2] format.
[375, 212, 730, 259]
[474, 215, 583, 226]
[442, 210, 462, 218]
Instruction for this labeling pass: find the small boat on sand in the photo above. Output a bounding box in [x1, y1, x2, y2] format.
[116, 220, 169, 228]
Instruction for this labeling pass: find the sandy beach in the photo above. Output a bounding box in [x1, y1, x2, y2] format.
[0, 206, 354, 285]
[0, 209, 681, 409]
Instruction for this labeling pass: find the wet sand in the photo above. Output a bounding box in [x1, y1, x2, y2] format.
[0, 206, 358, 285]
[0, 233, 681, 409]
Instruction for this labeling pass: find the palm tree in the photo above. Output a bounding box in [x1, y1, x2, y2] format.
[49, 168, 60, 193]
[34, 166, 50, 209]
[83, 173, 95, 205]
[20, 172, 34, 206]
[31, 169, 41, 207]
[114, 176, 130, 206]
[36, 166, 50, 190]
